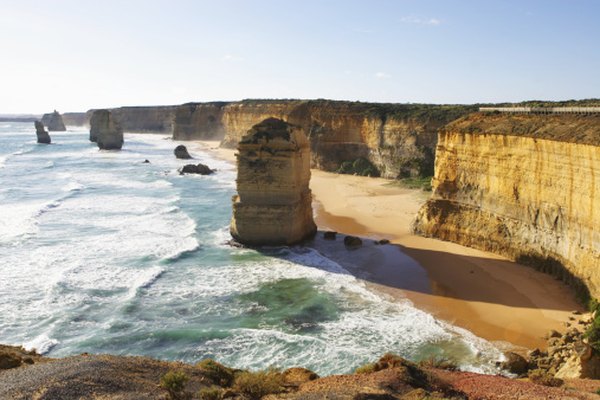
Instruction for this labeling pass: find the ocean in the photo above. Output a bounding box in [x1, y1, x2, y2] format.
[0, 122, 503, 375]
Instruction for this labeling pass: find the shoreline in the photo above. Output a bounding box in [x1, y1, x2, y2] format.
[192, 139, 584, 351]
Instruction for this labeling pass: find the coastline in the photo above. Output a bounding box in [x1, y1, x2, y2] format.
[192, 140, 583, 351]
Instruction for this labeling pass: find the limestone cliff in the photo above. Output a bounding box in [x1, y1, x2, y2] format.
[62, 112, 88, 127]
[174, 100, 475, 178]
[172, 102, 228, 140]
[230, 118, 316, 246]
[90, 109, 124, 150]
[64, 100, 472, 177]
[41, 110, 66, 131]
[414, 113, 600, 299]
[85, 106, 176, 133]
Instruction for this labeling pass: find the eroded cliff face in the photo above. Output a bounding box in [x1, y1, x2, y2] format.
[414, 113, 600, 299]
[62, 112, 88, 127]
[176, 100, 474, 178]
[230, 118, 316, 246]
[41, 111, 66, 131]
[172, 102, 228, 140]
[84, 106, 176, 133]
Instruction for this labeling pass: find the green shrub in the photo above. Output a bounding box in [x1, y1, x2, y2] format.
[354, 362, 377, 374]
[196, 359, 234, 387]
[337, 158, 380, 177]
[418, 356, 458, 371]
[233, 368, 284, 399]
[160, 370, 190, 400]
[585, 311, 600, 353]
[198, 386, 223, 400]
[337, 161, 354, 174]
[399, 176, 433, 191]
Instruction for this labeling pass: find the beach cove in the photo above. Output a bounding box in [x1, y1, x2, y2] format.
[195, 139, 583, 352]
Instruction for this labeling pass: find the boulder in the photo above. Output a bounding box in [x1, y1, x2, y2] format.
[323, 231, 337, 240]
[41, 110, 66, 131]
[344, 235, 363, 249]
[230, 118, 317, 246]
[0, 345, 41, 370]
[34, 121, 51, 144]
[501, 352, 529, 376]
[174, 145, 192, 159]
[90, 109, 123, 150]
[179, 163, 214, 175]
[555, 342, 600, 379]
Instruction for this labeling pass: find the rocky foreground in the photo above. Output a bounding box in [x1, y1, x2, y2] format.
[2, 346, 600, 400]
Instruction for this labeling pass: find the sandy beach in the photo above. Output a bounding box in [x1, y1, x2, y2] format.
[193, 140, 583, 351]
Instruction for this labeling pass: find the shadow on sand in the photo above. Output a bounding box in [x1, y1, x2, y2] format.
[253, 229, 582, 314]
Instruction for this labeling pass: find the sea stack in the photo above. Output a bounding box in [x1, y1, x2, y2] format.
[230, 118, 316, 246]
[34, 121, 51, 144]
[41, 110, 66, 131]
[174, 144, 192, 159]
[89, 109, 123, 150]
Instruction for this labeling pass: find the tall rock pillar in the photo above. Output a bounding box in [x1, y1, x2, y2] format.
[230, 118, 317, 246]
[90, 109, 124, 150]
[34, 121, 51, 144]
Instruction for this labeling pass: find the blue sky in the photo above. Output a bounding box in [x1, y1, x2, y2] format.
[1, 0, 599, 113]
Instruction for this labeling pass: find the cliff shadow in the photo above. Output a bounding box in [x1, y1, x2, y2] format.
[257, 230, 584, 314]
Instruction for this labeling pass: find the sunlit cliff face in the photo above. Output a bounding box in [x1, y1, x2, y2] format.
[414, 113, 600, 299]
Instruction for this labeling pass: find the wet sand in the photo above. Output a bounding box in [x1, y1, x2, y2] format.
[194, 139, 584, 351]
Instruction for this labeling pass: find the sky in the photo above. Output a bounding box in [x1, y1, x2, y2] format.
[1, 0, 599, 113]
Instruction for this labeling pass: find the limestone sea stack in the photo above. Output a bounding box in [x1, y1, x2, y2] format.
[89, 109, 123, 150]
[34, 121, 51, 144]
[230, 118, 316, 246]
[41, 110, 66, 131]
[174, 144, 192, 159]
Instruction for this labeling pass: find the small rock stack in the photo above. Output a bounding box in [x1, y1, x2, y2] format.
[34, 121, 51, 144]
[230, 118, 316, 246]
[89, 109, 124, 150]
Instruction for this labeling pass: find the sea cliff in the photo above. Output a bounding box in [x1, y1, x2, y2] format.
[62, 112, 88, 127]
[83, 106, 177, 133]
[414, 113, 600, 300]
[63, 100, 473, 177]
[175, 100, 475, 178]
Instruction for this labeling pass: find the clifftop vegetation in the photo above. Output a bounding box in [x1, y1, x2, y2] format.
[445, 113, 600, 146]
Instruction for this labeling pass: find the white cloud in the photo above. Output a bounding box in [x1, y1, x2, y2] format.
[400, 15, 441, 26]
[375, 72, 391, 79]
[223, 54, 244, 61]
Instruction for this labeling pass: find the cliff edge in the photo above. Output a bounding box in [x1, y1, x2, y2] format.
[414, 113, 600, 300]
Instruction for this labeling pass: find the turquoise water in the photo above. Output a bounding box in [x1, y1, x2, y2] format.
[0, 122, 503, 375]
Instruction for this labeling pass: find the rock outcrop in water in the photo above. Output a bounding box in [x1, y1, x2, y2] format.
[413, 113, 600, 300]
[174, 145, 192, 159]
[41, 110, 66, 131]
[230, 118, 317, 246]
[179, 163, 214, 175]
[34, 121, 51, 144]
[89, 109, 124, 150]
